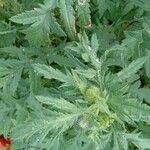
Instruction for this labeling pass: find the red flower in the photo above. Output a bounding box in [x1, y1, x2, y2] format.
[0, 135, 11, 150]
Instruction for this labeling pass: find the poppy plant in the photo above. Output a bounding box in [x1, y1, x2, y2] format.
[0, 0, 150, 149]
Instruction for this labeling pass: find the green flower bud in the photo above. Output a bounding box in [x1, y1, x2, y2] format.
[85, 86, 100, 103]
[97, 113, 115, 129]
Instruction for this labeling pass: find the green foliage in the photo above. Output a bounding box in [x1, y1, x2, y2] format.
[0, 0, 150, 150]
[59, 0, 76, 40]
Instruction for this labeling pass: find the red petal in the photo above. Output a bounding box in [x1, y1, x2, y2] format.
[0, 143, 11, 150]
[0, 135, 11, 148]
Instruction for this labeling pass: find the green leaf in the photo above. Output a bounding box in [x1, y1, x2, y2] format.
[126, 133, 150, 149]
[132, 138, 150, 149]
[9, 66, 23, 95]
[10, 9, 45, 25]
[74, 68, 96, 79]
[91, 34, 99, 53]
[47, 51, 76, 67]
[117, 57, 147, 81]
[112, 132, 128, 150]
[0, 21, 16, 47]
[76, 0, 91, 28]
[97, 0, 109, 19]
[36, 96, 79, 113]
[144, 49, 150, 77]
[0, 46, 21, 57]
[12, 113, 81, 147]
[33, 63, 73, 85]
[59, 0, 76, 40]
[137, 88, 150, 104]
[10, 4, 65, 46]
[0, 59, 24, 94]
[134, 0, 150, 11]
[44, 0, 57, 9]
[110, 97, 150, 122]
